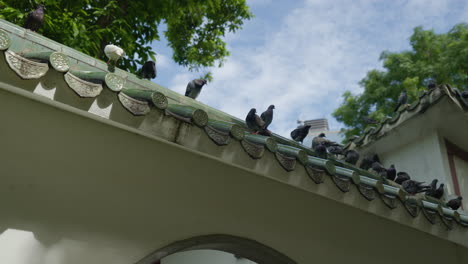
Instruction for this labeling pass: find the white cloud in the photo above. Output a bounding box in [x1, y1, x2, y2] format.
[160, 0, 467, 139]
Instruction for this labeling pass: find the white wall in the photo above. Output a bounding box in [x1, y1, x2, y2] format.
[381, 131, 449, 189]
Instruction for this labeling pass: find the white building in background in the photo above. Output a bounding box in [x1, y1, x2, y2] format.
[299, 118, 344, 147]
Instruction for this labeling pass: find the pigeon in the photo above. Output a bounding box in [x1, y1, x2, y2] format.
[343, 150, 359, 165]
[425, 179, 438, 197]
[328, 145, 344, 156]
[446, 197, 463, 210]
[402, 180, 429, 195]
[140, 61, 156, 80]
[359, 154, 379, 170]
[427, 81, 436, 90]
[363, 116, 379, 124]
[290, 125, 311, 143]
[260, 105, 275, 130]
[395, 171, 411, 185]
[433, 183, 445, 199]
[386, 164, 397, 181]
[315, 142, 328, 159]
[394, 89, 408, 112]
[185, 79, 207, 100]
[312, 133, 337, 150]
[462, 90, 468, 99]
[245, 108, 265, 134]
[24, 4, 45, 32]
[104, 44, 125, 65]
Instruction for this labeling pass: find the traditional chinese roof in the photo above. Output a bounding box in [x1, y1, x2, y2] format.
[0, 18, 467, 233]
[345, 84, 468, 150]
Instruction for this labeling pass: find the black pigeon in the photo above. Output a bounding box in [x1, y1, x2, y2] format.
[328, 145, 343, 156]
[185, 79, 207, 100]
[343, 150, 359, 165]
[446, 197, 463, 210]
[140, 61, 156, 80]
[363, 116, 379, 124]
[433, 183, 445, 199]
[402, 180, 429, 195]
[425, 179, 438, 197]
[427, 81, 436, 90]
[359, 154, 379, 170]
[24, 4, 45, 32]
[312, 133, 337, 150]
[395, 171, 410, 185]
[462, 90, 468, 99]
[394, 89, 408, 112]
[315, 142, 327, 159]
[245, 108, 265, 134]
[260, 105, 275, 130]
[386, 164, 397, 181]
[290, 125, 311, 144]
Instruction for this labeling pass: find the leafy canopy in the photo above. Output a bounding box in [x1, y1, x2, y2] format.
[0, 0, 253, 73]
[333, 23, 468, 142]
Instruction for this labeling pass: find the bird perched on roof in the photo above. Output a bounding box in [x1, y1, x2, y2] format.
[24, 4, 45, 32]
[260, 105, 275, 131]
[328, 145, 344, 156]
[462, 90, 468, 99]
[395, 171, 411, 185]
[446, 197, 463, 210]
[402, 180, 429, 195]
[343, 150, 359, 165]
[363, 116, 379, 125]
[359, 154, 379, 170]
[394, 89, 408, 112]
[433, 183, 445, 199]
[290, 125, 311, 144]
[386, 164, 397, 181]
[104, 44, 125, 66]
[140, 61, 156, 80]
[425, 179, 438, 197]
[315, 142, 328, 159]
[312, 133, 337, 150]
[427, 81, 436, 90]
[185, 79, 207, 100]
[371, 161, 388, 179]
[245, 108, 265, 134]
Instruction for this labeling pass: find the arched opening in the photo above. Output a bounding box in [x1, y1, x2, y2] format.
[135, 234, 297, 264]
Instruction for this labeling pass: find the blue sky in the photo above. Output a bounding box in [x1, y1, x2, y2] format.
[150, 0, 467, 137]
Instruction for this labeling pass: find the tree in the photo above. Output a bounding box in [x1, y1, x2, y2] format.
[333, 23, 468, 142]
[0, 0, 253, 73]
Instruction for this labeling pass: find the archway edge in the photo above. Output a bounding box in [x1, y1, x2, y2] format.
[135, 234, 298, 264]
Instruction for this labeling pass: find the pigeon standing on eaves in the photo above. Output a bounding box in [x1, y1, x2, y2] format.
[315, 142, 328, 159]
[427, 81, 436, 90]
[446, 197, 463, 210]
[140, 61, 156, 80]
[363, 116, 379, 125]
[312, 133, 337, 150]
[343, 150, 359, 165]
[462, 90, 468, 99]
[402, 180, 430, 195]
[245, 108, 265, 134]
[104, 44, 125, 65]
[433, 183, 445, 199]
[185, 79, 207, 100]
[371, 161, 387, 179]
[24, 4, 45, 32]
[359, 154, 379, 170]
[395, 171, 411, 185]
[425, 179, 438, 197]
[260, 105, 275, 130]
[290, 125, 311, 144]
[386, 164, 397, 181]
[394, 89, 408, 112]
[328, 145, 344, 156]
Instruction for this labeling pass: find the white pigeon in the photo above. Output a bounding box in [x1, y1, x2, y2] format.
[104, 44, 125, 64]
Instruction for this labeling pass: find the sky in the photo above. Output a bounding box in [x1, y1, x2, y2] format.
[150, 0, 467, 138]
